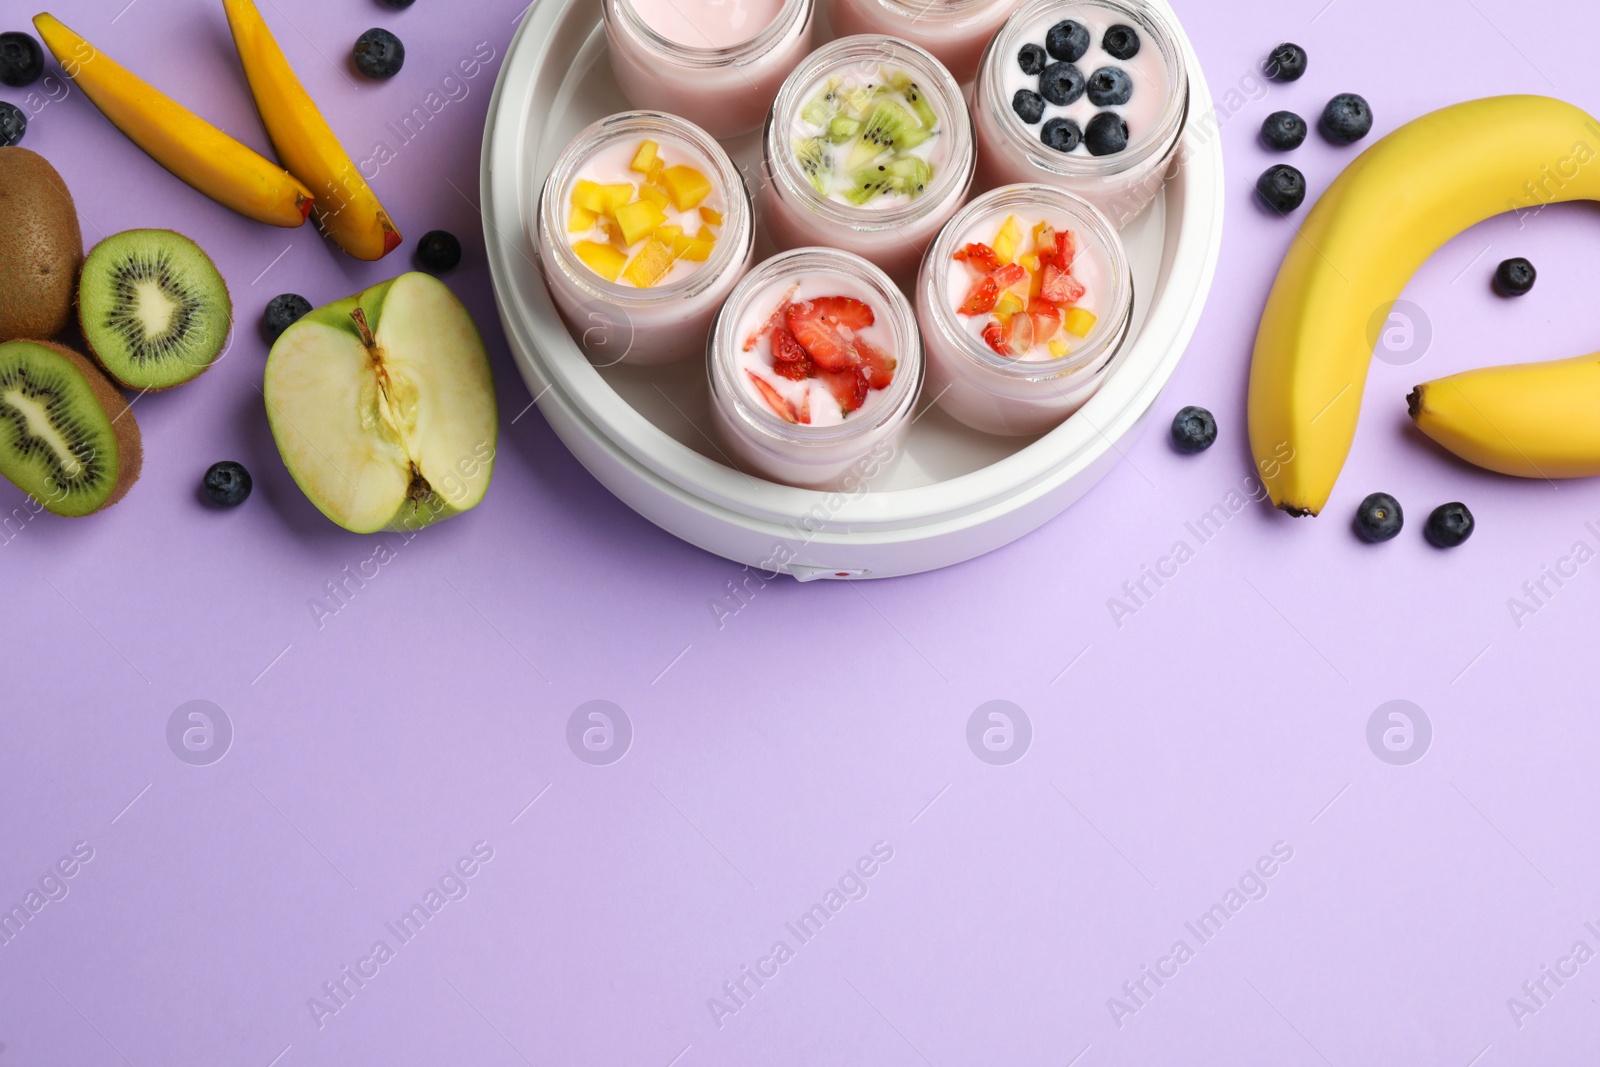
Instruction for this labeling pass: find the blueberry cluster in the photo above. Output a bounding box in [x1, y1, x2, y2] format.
[1010, 20, 1141, 157]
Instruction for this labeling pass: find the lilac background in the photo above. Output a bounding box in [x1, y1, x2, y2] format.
[4, 0, 1600, 1064]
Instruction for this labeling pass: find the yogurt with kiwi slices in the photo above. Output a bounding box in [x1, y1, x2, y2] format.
[790, 63, 949, 209]
[78, 229, 232, 391]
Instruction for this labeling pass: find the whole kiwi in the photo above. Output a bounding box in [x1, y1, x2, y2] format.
[0, 147, 83, 342]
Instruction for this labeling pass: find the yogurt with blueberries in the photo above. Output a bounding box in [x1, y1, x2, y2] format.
[972, 0, 1190, 226]
[1004, 9, 1168, 158]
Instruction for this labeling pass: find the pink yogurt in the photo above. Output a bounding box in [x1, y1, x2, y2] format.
[604, 0, 815, 138]
[822, 0, 1026, 84]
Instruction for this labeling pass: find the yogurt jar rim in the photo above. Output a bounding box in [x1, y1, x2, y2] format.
[537, 111, 754, 309]
[981, 0, 1190, 178]
[764, 35, 975, 231]
[922, 184, 1133, 380]
[857, 0, 1020, 22]
[605, 0, 812, 64]
[710, 247, 924, 446]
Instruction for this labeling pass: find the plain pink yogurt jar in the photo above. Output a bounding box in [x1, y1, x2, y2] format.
[536, 112, 754, 366]
[822, 0, 1026, 84]
[709, 247, 924, 488]
[604, 0, 814, 138]
[916, 184, 1132, 436]
[759, 36, 975, 284]
[973, 0, 1188, 227]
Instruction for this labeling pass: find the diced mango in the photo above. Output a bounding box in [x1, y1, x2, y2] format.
[598, 216, 628, 252]
[599, 182, 634, 213]
[655, 224, 684, 243]
[670, 233, 714, 262]
[995, 291, 1024, 317]
[662, 165, 712, 211]
[630, 140, 659, 173]
[622, 236, 675, 287]
[613, 199, 668, 245]
[568, 204, 598, 232]
[694, 225, 715, 242]
[992, 215, 1022, 265]
[572, 179, 606, 215]
[638, 184, 670, 210]
[1064, 307, 1098, 338]
[573, 240, 628, 282]
[647, 158, 665, 183]
[1048, 339, 1069, 358]
[1019, 253, 1039, 272]
[699, 206, 723, 226]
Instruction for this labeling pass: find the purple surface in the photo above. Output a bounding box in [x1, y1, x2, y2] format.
[4, 0, 1600, 1064]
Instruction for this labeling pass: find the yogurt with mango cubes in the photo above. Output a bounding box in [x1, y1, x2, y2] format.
[536, 112, 754, 366]
[916, 184, 1131, 436]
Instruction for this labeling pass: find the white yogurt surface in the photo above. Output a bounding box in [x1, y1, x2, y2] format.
[1001, 5, 1168, 157]
[734, 272, 899, 426]
[942, 208, 1107, 362]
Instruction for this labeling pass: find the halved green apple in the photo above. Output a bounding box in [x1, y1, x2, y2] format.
[263, 272, 497, 533]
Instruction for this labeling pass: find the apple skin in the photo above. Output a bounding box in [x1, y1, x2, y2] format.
[263, 272, 498, 534]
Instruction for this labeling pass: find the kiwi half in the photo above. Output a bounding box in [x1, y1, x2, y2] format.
[78, 229, 231, 390]
[0, 339, 141, 515]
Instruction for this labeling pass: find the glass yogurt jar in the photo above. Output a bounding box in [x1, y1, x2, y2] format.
[536, 112, 755, 366]
[822, 0, 1026, 84]
[916, 184, 1132, 436]
[604, 0, 815, 138]
[709, 247, 924, 489]
[760, 36, 975, 284]
[972, 0, 1189, 227]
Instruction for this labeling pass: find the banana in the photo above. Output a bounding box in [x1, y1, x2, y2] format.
[1409, 353, 1600, 479]
[221, 0, 401, 260]
[32, 13, 313, 228]
[1248, 95, 1600, 516]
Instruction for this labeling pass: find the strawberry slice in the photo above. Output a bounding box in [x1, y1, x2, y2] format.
[1006, 312, 1035, 356]
[959, 276, 1000, 316]
[853, 338, 896, 389]
[1027, 302, 1062, 343]
[747, 371, 799, 423]
[981, 319, 1008, 356]
[819, 367, 868, 414]
[772, 326, 808, 363]
[1054, 230, 1077, 273]
[990, 262, 1026, 290]
[1040, 264, 1086, 305]
[786, 296, 875, 372]
[743, 284, 799, 351]
[771, 354, 813, 381]
[797, 390, 811, 425]
[953, 242, 1003, 272]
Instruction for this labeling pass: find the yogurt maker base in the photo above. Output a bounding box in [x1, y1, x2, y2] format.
[480, 0, 1224, 579]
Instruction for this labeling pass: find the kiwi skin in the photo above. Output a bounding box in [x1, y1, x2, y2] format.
[0, 148, 83, 343]
[0, 340, 142, 515]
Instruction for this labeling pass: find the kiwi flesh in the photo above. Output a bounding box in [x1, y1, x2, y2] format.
[0, 147, 83, 343]
[0, 339, 141, 515]
[78, 229, 231, 390]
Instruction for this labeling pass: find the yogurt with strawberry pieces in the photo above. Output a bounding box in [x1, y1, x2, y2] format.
[738, 281, 898, 426]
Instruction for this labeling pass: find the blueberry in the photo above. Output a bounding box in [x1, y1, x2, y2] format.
[417, 230, 462, 272]
[353, 28, 405, 79]
[1012, 89, 1046, 125]
[1038, 61, 1085, 107]
[379, 0, 416, 7]
[0, 101, 24, 147]
[1355, 492, 1403, 543]
[1321, 93, 1373, 145]
[1040, 117, 1082, 153]
[1102, 25, 1140, 61]
[1044, 20, 1089, 63]
[1170, 406, 1217, 453]
[1084, 112, 1128, 156]
[1264, 42, 1307, 82]
[1494, 257, 1536, 297]
[1017, 43, 1047, 75]
[263, 293, 313, 343]
[1424, 502, 1474, 548]
[1256, 164, 1306, 214]
[1261, 110, 1307, 151]
[0, 31, 43, 88]
[203, 462, 253, 508]
[1086, 67, 1132, 107]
